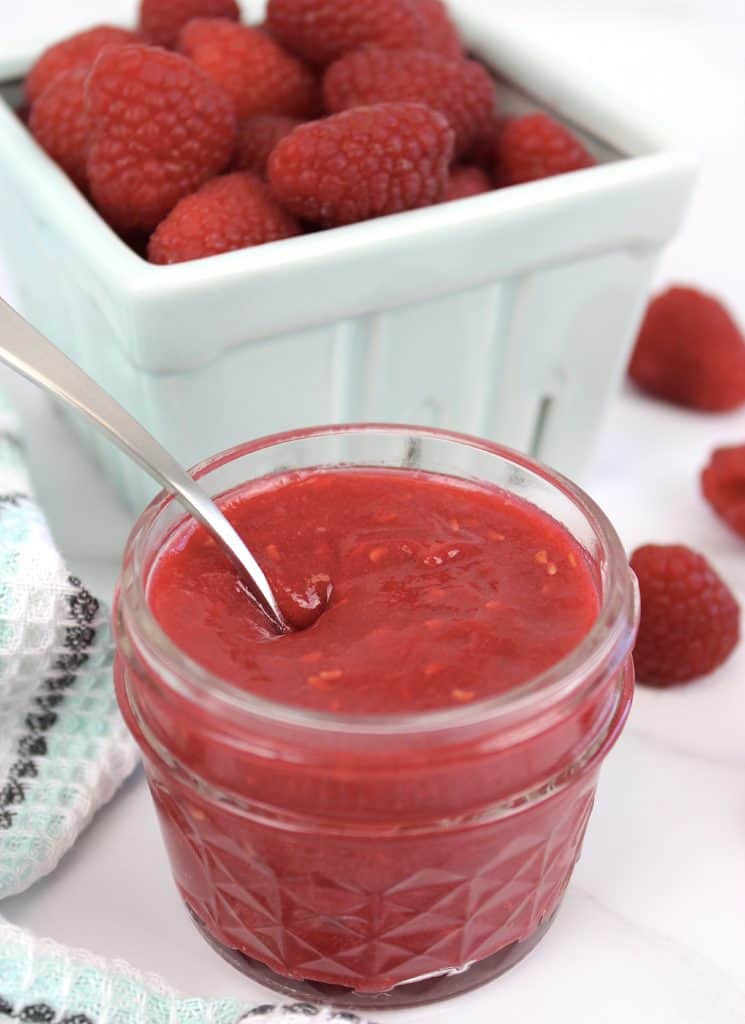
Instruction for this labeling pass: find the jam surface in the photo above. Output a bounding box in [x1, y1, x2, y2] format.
[149, 468, 600, 712]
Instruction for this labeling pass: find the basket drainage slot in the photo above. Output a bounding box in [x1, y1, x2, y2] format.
[529, 395, 553, 459]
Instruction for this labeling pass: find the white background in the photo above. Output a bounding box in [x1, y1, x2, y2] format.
[1, 2, 745, 1021]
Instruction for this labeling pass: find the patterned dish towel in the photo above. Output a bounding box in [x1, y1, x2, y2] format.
[0, 395, 137, 898]
[0, 393, 376, 1023]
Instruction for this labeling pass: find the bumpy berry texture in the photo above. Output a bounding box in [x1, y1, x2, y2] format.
[29, 69, 89, 189]
[443, 165, 491, 201]
[324, 47, 494, 157]
[496, 112, 595, 185]
[265, 0, 427, 67]
[235, 115, 303, 178]
[701, 445, 745, 540]
[629, 287, 745, 412]
[139, 0, 240, 48]
[179, 20, 318, 119]
[25, 25, 137, 104]
[86, 45, 236, 232]
[416, 0, 462, 57]
[630, 544, 740, 687]
[269, 102, 454, 227]
[148, 172, 301, 264]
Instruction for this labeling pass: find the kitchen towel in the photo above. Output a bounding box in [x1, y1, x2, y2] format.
[0, 393, 137, 899]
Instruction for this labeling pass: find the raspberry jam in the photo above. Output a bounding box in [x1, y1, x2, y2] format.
[115, 426, 637, 1008]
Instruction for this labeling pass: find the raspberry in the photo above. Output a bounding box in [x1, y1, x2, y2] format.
[496, 112, 595, 185]
[443, 165, 491, 201]
[701, 445, 745, 540]
[179, 19, 318, 119]
[235, 114, 303, 178]
[465, 113, 509, 170]
[25, 25, 137, 104]
[148, 172, 300, 263]
[269, 102, 454, 227]
[86, 45, 236, 232]
[139, 0, 240, 48]
[630, 544, 740, 687]
[29, 69, 89, 189]
[416, 0, 462, 58]
[324, 47, 494, 157]
[628, 287, 745, 412]
[265, 0, 427, 67]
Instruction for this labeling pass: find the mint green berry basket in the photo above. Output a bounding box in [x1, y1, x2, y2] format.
[0, 1, 696, 511]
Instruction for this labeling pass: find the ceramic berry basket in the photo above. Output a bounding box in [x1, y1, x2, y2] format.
[0, 2, 696, 511]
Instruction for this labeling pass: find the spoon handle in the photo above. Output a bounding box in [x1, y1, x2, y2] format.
[0, 297, 287, 630]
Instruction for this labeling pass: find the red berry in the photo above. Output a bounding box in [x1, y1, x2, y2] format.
[465, 113, 510, 171]
[416, 0, 462, 58]
[29, 69, 89, 189]
[266, 0, 427, 67]
[269, 102, 454, 227]
[86, 45, 236, 232]
[701, 445, 745, 540]
[496, 112, 595, 185]
[629, 287, 745, 412]
[235, 114, 303, 178]
[178, 19, 318, 119]
[255, 20, 277, 39]
[25, 25, 137, 104]
[630, 544, 740, 688]
[148, 172, 301, 264]
[139, 0, 240, 48]
[324, 47, 494, 157]
[443, 165, 491, 202]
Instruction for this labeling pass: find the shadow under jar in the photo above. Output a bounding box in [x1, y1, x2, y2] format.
[114, 425, 638, 1009]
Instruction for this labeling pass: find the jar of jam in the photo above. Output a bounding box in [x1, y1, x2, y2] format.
[114, 425, 638, 1008]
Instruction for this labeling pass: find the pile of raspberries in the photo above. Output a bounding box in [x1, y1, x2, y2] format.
[24, 0, 596, 265]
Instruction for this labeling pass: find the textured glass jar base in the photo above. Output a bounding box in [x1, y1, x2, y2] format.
[188, 904, 557, 1009]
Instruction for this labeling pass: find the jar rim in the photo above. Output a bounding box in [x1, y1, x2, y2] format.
[118, 423, 639, 736]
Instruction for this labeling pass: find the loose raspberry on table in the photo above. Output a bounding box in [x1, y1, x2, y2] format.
[701, 445, 745, 541]
[235, 114, 303, 178]
[268, 102, 454, 227]
[265, 0, 427, 67]
[86, 45, 236, 233]
[148, 172, 301, 264]
[139, 0, 240, 48]
[443, 165, 492, 201]
[179, 19, 319, 120]
[496, 112, 595, 185]
[29, 69, 89, 190]
[628, 287, 745, 412]
[25, 25, 137, 104]
[630, 544, 740, 687]
[324, 47, 495, 157]
[416, 0, 463, 58]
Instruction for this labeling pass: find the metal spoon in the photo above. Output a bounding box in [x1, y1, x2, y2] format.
[0, 297, 289, 633]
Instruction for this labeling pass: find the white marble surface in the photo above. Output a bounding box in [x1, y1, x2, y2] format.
[1, 1, 745, 1021]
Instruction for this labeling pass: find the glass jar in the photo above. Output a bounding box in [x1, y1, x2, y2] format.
[114, 425, 638, 1009]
